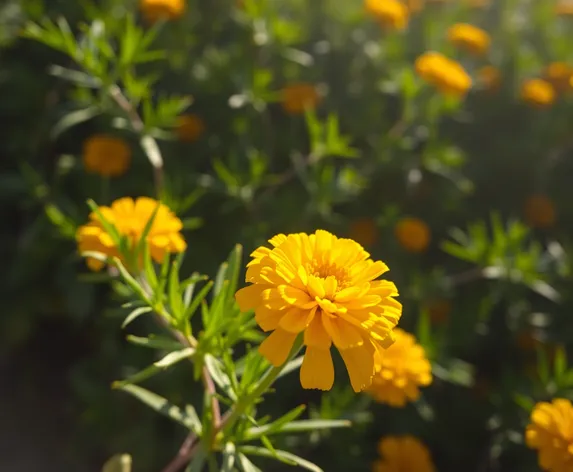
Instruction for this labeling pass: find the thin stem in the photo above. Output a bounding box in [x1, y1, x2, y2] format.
[161, 438, 199, 472]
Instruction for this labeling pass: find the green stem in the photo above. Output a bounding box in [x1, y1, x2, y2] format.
[219, 335, 304, 436]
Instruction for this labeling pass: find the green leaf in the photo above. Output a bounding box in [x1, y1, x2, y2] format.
[204, 354, 237, 401]
[87, 199, 122, 246]
[101, 454, 132, 472]
[244, 405, 306, 440]
[514, 393, 535, 412]
[221, 443, 236, 472]
[168, 260, 183, 319]
[248, 419, 351, 439]
[126, 334, 184, 350]
[115, 384, 197, 430]
[185, 447, 206, 472]
[238, 446, 323, 472]
[112, 257, 152, 304]
[183, 281, 214, 321]
[554, 345, 567, 381]
[113, 347, 195, 388]
[51, 105, 101, 140]
[135, 200, 161, 261]
[276, 356, 303, 379]
[122, 306, 152, 328]
[237, 453, 262, 472]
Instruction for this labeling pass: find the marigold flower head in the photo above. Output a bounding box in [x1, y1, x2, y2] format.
[364, 0, 409, 30]
[281, 83, 320, 115]
[415, 51, 472, 97]
[526, 398, 573, 472]
[82, 135, 131, 178]
[77, 197, 186, 271]
[556, 1, 573, 15]
[373, 436, 436, 472]
[235, 230, 402, 392]
[447, 23, 490, 56]
[478, 65, 501, 93]
[521, 79, 556, 108]
[524, 194, 556, 228]
[176, 114, 205, 142]
[544, 62, 573, 94]
[139, 0, 185, 22]
[394, 217, 431, 253]
[348, 218, 378, 248]
[366, 328, 432, 406]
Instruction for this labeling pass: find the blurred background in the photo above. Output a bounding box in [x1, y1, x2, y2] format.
[2, 0, 573, 471]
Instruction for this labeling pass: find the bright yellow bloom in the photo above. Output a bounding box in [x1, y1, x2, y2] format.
[373, 436, 436, 472]
[77, 197, 186, 271]
[139, 0, 185, 22]
[544, 62, 573, 94]
[366, 328, 432, 406]
[394, 217, 431, 253]
[524, 194, 556, 228]
[521, 79, 556, 108]
[82, 135, 131, 178]
[365, 0, 409, 30]
[478, 65, 501, 93]
[556, 1, 573, 15]
[415, 51, 472, 97]
[176, 114, 205, 142]
[348, 218, 378, 248]
[235, 230, 402, 392]
[447, 23, 490, 56]
[281, 83, 320, 115]
[526, 399, 573, 472]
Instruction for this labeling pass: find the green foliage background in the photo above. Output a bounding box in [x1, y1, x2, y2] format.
[3, 0, 573, 471]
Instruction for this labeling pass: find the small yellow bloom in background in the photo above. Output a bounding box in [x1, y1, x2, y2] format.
[348, 218, 378, 248]
[176, 114, 205, 142]
[83, 135, 131, 178]
[556, 1, 573, 15]
[524, 194, 556, 228]
[543, 62, 573, 94]
[139, 0, 186, 23]
[415, 51, 472, 97]
[373, 436, 436, 472]
[364, 0, 409, 30]
[447, 23, 490, 56]
[425, 298, 451, 325]
[281, 83, 320, 115]
[235, 230, 402, 392]
[520, 79, 556, 108]
[526, 398, 573, 472]
[404, 0, 424, 13]
[478, 65, 501, 93]
[366, 328, 432, 407]
[76, 197, 186, 271]
[394, 217, 431, 253]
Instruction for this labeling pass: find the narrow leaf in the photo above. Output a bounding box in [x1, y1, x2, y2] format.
[102, 454, 132, 472]
[238, 447, 323, 472]
[122, 307, 152, 328]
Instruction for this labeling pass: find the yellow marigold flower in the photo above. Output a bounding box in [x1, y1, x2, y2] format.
[82, 135, 131, 178]
[364, 0, 409, 30]
[76, 197, 186, 271]
[394, 217, 431, 253]
[281, 83, 320, 115]
[544, 62, 573, 94]
[235, 230, 402, 392]
[373, 436, 436, 472]
[176, 114, 205, 142]
[524, 194, 556, 228]
[556, 1, 573, 15]
[415, 51, 472, 97]
[478, 65, 501, 93]
[405, 0, 423, 13]
[366, 328, 432, 406]
[521, 79, 556, 108]
[348, 218, 378, 248]
[526, 398, 573, 472]
[139, 0, 185, 22]
[447, 23, 490, 56]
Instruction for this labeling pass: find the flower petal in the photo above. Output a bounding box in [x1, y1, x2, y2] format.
[259, 328, 297, 367]
[279, 306, 316, 333]
[322, 315, 364, 349]
[255, 306, 285, 332]
[235, 284, 266, 312]
[300, 347, 334, 391]
[339, 342, 375, 392]
[304, 311, 332, 349]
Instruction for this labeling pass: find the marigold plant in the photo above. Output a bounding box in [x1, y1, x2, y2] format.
[281, 83, 320, 115]
[82, 135, 131, 178]
[176, 114, 205, 142]
[373, 436, 436, 472]
[364, 0, 409, 30]
[447, 23, 490, 56]
[394, 217, 431, 253]
[235, 230, 402, 392]
[139, 0, 185, 23]
[521, 78, 556, 107]
[415, 51, 472, 97]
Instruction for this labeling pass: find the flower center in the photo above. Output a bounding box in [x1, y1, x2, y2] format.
[306, 261, 350, 289]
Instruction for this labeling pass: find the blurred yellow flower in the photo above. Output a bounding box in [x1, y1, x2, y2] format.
[447, 23, 490, 56]
[395, 217, 431, 253]
[176, 114, 205, 142]
[544, 62, 573, 94]
[366, 328, 432, 407]
[526, 398, 573, 472]
[478, 65, 501, 93]
[281, 83, 320, 115]
[235, 230, 402, 392]
[556, 1, 573, 15]
[404, 0, 424, 13]
[365, 0, 409, 30]
[348, 218, 378, 248]
[139, 0, 185, 22]
[77, 197, 186, 271]
[415, 51, 472, 97]
[82, 135, 131, 178]
[425, 298, 451, 325]
[524, 194, 556, 228]
[521, 79, 556, 108]
[373, 436, 436, 472]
